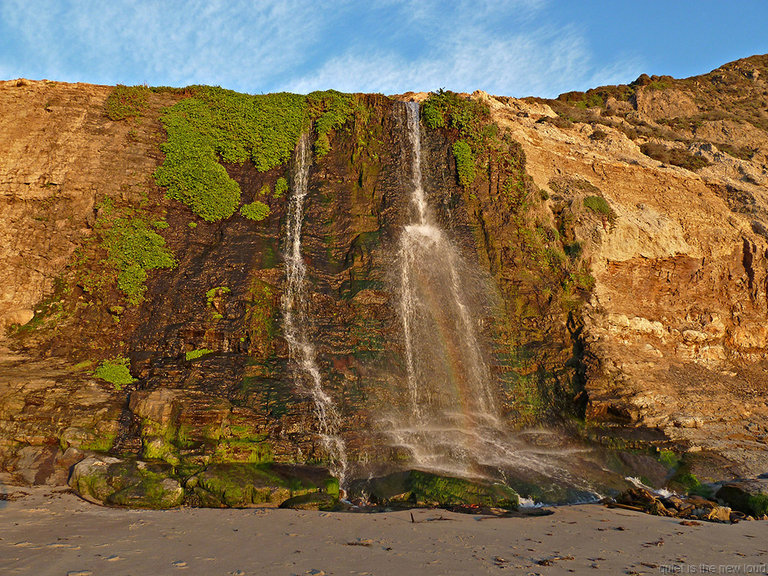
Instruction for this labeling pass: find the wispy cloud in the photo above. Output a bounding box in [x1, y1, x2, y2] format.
[0, 0, 644, 97]
[285, 3, 639, 97]
[0, 0, 327, 89]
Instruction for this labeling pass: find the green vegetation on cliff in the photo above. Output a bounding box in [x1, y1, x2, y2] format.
[105, 85, 150, 121]
[102, 216, 177, 304]
[94, 356, 136, 390]
[154, 87, 358, 222]
[74, 199, 176, 306]
[308, 90, 356, 158]
[418, 108, 594, 424]
[422, 90, 491, 145]
[185, 348, 213, 361]
[239, 200, 271, 222]
[452, 140, 476, 188]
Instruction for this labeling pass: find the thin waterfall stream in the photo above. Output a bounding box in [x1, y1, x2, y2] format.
[282, 133, 348, 484]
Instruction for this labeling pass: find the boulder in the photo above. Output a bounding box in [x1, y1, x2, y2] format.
[69, 455, 183, 508]
[706, 505, 732, 523]
[348, 470, 519, 511]
[190, 463, 338, 508]
[716, 479, 768, 517]
[279, 491, 337, 511]
[13, 445, 84, 486]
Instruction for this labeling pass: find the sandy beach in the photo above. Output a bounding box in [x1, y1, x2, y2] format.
[1, 484, 766, 576]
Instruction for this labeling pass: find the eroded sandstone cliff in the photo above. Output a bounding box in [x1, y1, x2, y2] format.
[1, 56, 767, 504]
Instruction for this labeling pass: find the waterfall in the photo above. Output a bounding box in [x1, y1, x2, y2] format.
[282, 133, 348, 483]
[385, 103, 607, 503]
[390, 102, 500, 476]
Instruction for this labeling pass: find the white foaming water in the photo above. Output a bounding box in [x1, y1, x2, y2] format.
[626, 476, 675, 498]
[385, 103, 610, 502]
[391, 101, 501, 476]
[283, 133, 348, 483]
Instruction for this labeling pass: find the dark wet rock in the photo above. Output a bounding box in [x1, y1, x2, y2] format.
[279, 491, 337, 511]
[348, 470, 519, 511]
[716, 479, 768, 517]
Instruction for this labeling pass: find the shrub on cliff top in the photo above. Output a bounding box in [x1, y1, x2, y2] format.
[422, 90, 490, 145]
[308, 90, 356, 159]
[154, 88, 307, 221]
[106, 85, 150, 121]
[422, 90, 493, 191]
[154, 87, 356, 221]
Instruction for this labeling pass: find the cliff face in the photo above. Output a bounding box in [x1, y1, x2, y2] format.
[1, 56, 767, 499]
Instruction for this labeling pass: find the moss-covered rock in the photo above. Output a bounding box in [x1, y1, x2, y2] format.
[69, 455, 183, 508]
[349, 470, 519, 510]
[716, 479, 768, 517]
[279, 491, 338, 511]
[190, 463, 338, 508]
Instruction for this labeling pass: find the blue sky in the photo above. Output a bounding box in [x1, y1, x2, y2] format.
[1, 0, 766, 98]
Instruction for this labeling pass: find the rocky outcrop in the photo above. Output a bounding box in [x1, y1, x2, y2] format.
[1, 56, 767, 505]
[479, 56, 768, 474]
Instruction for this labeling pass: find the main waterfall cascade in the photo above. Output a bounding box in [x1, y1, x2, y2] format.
[386, 103, 602, 496]
[391, 102, 500, 474]
[281, 108, 613, 500]
[282, 133, 348, 483]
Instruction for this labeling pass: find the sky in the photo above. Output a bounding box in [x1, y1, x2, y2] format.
[0, 0, 767, 98]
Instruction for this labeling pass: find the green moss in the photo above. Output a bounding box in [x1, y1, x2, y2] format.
[246, 279, 277, 360]
[99, 213, 176, 305]
[104, 467, 184, 509]
[195, 464, 287, 507]
[239, 200, 271, 222]
[8, 277, 69, 337]
[185, 348, 213, 361]
[308, 90, 356, 159]
[79, 431, 117, 453]
[452, 140, 475, 188]
[206, 286, 230, 302]
[273, 177, 288, 198]
[213, 438, 273, 464]
[746, 494, 768, 516]
[351, 470, 518, 510]
[105, 85, 149, 121]
[94, 356, 136, 390]
[658, 449, 680, 470]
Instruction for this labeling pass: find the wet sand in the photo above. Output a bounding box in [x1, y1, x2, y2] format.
[1, 485, 766, 576]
